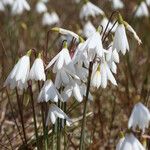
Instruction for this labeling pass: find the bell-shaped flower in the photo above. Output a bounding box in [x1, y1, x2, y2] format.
[11, 0, 30, 15]
[124, 21, 142, 45]
[128, 102, 150, 133]
[135, 2, 149, 18]
[61, 81, 93, 102]
[111, 0, 124, 10]
[54, 67, 79, 89]
[116, 133, 125, 150]
[61, 79, 83, 102]
[83, 29, 105, 61]
[74, 61, 88, 82]
[80, 0, 104, 20]
[91, 64, 101, 88]
[0, 1, 5, 11]
[72, 39, 89, 68]
[117, 133, 145, 150]
[46, 104, 72, 126]
[36, 1, 47, 14]
[94, 59, 117, 88]
[2, 0, 14, 6]
[51, 27, 79, 40]
[29, 53, 46, 81]
[106, 47, 119, 74]
[113, 20, 129, 55]
[83, 21, 96, 38]
[38, 80, 63, 103]
[42, 12, 59, 26]
[4, 50, 31, 90]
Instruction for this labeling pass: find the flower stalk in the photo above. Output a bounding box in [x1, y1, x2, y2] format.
[79, 61, 93, 150]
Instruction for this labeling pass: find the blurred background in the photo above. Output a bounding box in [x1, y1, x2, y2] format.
[0, 0, 150, 149]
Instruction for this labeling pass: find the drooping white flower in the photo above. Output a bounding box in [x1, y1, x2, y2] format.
[0, 1, 5, 11]
[116, 137, 125, 150]
[117, 133, 145, 150]
[135, 2, 149, 18]
[11, 0, 30, 15]
[106, 47, 119, 74]
[128, 102, 150, 133]
[38, 80, 62, 103]
[80, 1, 104, 19]
[111, 0, 124, 10]
[42, 12, 59, 26]
[83, 21, 96, 38]
[29, 54, 46, 81]
[36, 1, 47, 14]
[4, 50, 31, 90]
[83, 29, 105, 61]
[46, 44, 73, 72]
[51, 27, 79, 40]
[61, 79, 83, 102]
[61, 81, 93, 102]
[146, 0, 150, 6]
[2, 0, 14, 6]
[124, 21, 142, 45]
[101, 60, 117, 88]
[46, 104, 72, 126]
[54, 67, 79, 89]
[113, 23, 129, 55]
[91, 64, 101, 88]
[91, 60, 117, 89]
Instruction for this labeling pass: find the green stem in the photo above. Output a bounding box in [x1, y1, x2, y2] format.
[79, 62, 93, 150]
[57, 100, 61, 150]
[64, 102, 67, 150]
[28, 82, 40, 150]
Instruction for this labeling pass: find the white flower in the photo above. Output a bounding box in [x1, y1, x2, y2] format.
[146, 0, 150, 6]
[91, 64, 101, 88]
[0, 1, 5, 11]
[29, 55, 46, 81]
[36, 1, 47, 14]
[80, 1, 104, 19]
[2, 0, 14, 6]
[124, 22, 142, 45]
[83, 21, 96, 38]
[111, 0, 124, 10]
[61, 82, 93, 102]
[46, 46, 73, 73]
[101, 60, 117, 88]
[83, 30, 105, 61]
[54, 67, 79, 89]
[113, 24, 129, 55]
[51, 27, 79, 40]
[46, 104, 72, 126]
[4, 52, 31, 90]
[42, 12, 59, 26]
[38, 80, 62, 103]
[117, 133, 145, 150]
[128, 102, 150, 133]
[135, 2, 149, 18]
[106, 47, 119, 74]
[12, 0, 30, 15]
[116, 137, 125, 150]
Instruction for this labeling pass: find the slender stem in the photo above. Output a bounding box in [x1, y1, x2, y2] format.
[52, 124, 55, 150]
[28, 82, 40, 150]
[6, 89, 24, 144]
[4, 129, 13, 150]
[15, 88, 28, 146]
[57, 100, 61, 150]
[79, 62, 93, 150]
[64, 102, 67, 150]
